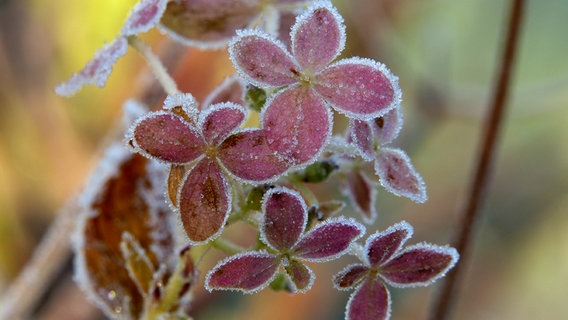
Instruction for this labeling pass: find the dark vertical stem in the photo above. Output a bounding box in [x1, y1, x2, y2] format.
[429, 0, 525, 319]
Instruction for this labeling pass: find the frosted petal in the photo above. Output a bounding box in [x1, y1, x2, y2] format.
[229, 30, 299, 87]
[291, 2, 345, 72]
[346, 278, 390, 320]
[343, 171, 377, 224]
[129, 111, 205, 164]
[205, 251, 280, 294]
[202, 75, 244, 109]
[219, 129, 290, 183]
[366, 221, 413, 267]
[348, 120, 375, 161]
[260, 187, 307, 252]
[178, 158, 230, 243]
[121, 0, 168, 36]
[374, 148, 427, 203]
[333, 264, 368, 290]
[380, 244, 459, 287]
[120, 233, 155, 296]
[371, 106, 403, 146]
[262, 86, 332, 165]
[55, 37, 128, 97]
[163, 93, 199, 122]
[198, 103, 246, 145]
[315, 57, 401, 120]
[284, 259, 315, 293]
[293, 217, 365, 262]
[159, 0, 262, 49]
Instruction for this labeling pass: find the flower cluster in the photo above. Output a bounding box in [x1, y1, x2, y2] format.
[61, 1, 459, 319]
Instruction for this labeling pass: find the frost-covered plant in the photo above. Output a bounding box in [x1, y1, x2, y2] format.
[55, 1, 459, 319]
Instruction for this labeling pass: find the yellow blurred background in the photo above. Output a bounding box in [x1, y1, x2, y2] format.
[1, 0, 567, 319]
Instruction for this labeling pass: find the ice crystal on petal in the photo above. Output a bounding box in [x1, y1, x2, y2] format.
[55, 37, 128, 97]
[163, 93, 199, 121]
[343, 171, 377, 224]
[333, 221, 458, 320]
[284, 259, 315, 293]
[198, 103, 246, 145]
[375, 148, 427, 203]
[121, 0, 168, 36]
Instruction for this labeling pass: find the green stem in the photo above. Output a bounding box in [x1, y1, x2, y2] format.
[211, 238, 246, 255]
[127, 35, 179, 96]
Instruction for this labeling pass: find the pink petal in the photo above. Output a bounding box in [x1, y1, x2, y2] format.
[314, 57, 401, 120]
[346, 278, 390, 320]
[202, 76, 244, 109]
[129, 111, 205, 164]
[205, 251, 280, 294]
[229, 30, 299, 87]
[219, 129, 290, 183]
[55, 37, 128, 96]
[380, 243, 459, 287]
[284, 259, 315, 293]
[198, 103, 246, 145]
[366, 221, 413, 267]
[370, 106, 403, 146]
[291, 3, 345, 73]
[293, 217, 364, 262]
[343, 171, 377, 224]
[374, 148, 427, 203]
[348, 120, 375, 161]
[260, 187, 308, 252]
[333, 264, 369, 290]
[121, 0, 168, 36]
[262, 86, 332, 165]
[178, 158, 230, 243]
[159, 0, 262, 48]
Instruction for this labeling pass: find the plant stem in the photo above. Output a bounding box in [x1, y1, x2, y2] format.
[429, 0, 525, 319]
[127, 35, 180, 96]
[211, 238, 246, 255]
[0, 198, 79, 320]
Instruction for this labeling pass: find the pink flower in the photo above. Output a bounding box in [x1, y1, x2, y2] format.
[127, 94, 289, 243]
[348, 106, 428, 203]
[205, 187, 365, 293]
[333, 221, 459, 320]
[229, 1, 401, 166]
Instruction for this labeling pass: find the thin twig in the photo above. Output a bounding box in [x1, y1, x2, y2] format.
[428, 0, 525, 319]
[0, 198, 79, 320]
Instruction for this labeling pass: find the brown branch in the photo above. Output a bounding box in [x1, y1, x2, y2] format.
[428, 0, 526, 319]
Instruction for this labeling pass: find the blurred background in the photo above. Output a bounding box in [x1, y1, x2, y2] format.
[1, 0, 567, 319]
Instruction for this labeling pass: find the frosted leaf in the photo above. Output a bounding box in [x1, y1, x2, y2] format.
[348, 120, 375, 161]
[365, 221, 413, 267]
[315, 57, 401, 120]
[120, 233, 155, 297]
[284, 259, 315, 293]
[202, 75, 244, 109]
[205, 251, 280, 294]
[262, 85, 332, 165]
[159, 0, 262, 49]
[380, 244, 459, 288]
[129, 111, 205, 164]
[374, 148, 427, 203]
[346, 278, 390, 320]
[291, 1, 345, 73]
[260, 187, 308, 252]
[218, 129, 290, 183]
[229, 29, 299, 87]
[292, 217, 365, 262]
[55, 37, 128, 97]
[371, 106, 403, 146]
[167, 165, 186, 208]
[343, 171, 377, 224]
[177, 158, 230, 244]
[333, 264, 369, 290]
[73, 151, 175, 319]
[198, 103, 246, 146]
[163, 93, 199, 121]
[309, 200, 345, 221]
[121, 0, 168, 36]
